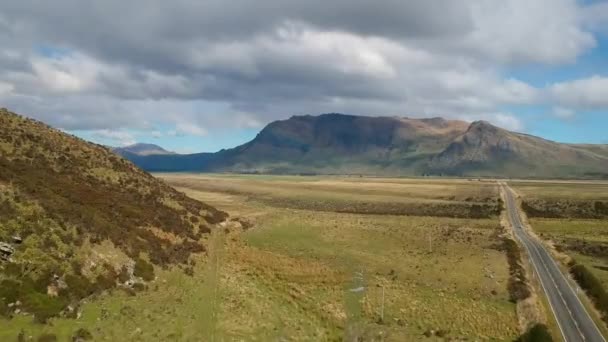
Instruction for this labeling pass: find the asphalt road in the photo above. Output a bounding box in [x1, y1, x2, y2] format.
[502, 184, 605, 342]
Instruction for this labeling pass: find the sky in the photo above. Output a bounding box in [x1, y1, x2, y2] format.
[0, 0, 607, 153]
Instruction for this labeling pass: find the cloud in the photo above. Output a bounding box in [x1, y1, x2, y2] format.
[463, 0, 595, 64]
[459, 112, 524, 131]
[581, 1, 608, 34]
[0, 0, 604, 140]
[168, 122, 207, 137]
[550, 76, 608, 109]
[90, 129, 136, 146]
[552, 107, 575, 119]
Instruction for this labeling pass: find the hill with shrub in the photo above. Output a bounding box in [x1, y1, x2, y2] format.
[0, 108, 227, 323]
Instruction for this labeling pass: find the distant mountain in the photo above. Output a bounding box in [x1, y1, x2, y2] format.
[0, 108, 226, 322]
[117, 113, 608, 178]
[113, 143, 175, 156]
[429, 120, 608, 177]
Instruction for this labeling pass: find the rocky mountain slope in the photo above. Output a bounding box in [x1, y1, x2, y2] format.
[430, 120, 608, 177]
[0, 108, 227, 323]
[120, 113, 608, 178]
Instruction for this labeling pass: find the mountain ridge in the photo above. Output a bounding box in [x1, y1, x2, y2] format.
[113, 113, 608, 178]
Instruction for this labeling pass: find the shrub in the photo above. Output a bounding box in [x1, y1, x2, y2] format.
[0, 279, 22, 305]
[72, 328, 93, 341]
[503, 239, 531, 302]
[37, 334, 57, 342]
[118, 265, 131, 283]
[570, 263, 608, 323]
[22, 292, 67, 323]
[133, 258, 155, 281]
[64, 274, 94, 300]
[516, 324, 553, 342]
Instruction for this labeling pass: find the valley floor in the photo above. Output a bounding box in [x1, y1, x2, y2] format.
[2, 175, 522, 341]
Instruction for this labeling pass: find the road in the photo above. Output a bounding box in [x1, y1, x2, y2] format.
[501, 184, 605, 342]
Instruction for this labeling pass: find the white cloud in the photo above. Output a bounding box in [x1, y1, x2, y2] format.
[168, 122, 207, 137]
[465, 0, 595, 64]
[0, 81, 13, 95]
[91, 129, 136, 146]
[459, 112, 524, 131]
[550, 76, 608, 108]
[552, 107, 575, 119]
[581, 1, 608, 34]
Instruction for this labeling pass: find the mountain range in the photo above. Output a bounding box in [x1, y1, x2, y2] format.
[118, 113, 608, 178]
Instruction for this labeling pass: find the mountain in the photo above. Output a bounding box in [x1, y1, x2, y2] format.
[0, 108, 227, 322]
[429, 120, 608, 177]
[113, 143, 175, 156]
[118, 113, 608, 178]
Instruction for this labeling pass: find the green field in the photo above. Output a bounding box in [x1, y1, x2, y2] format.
[1, 175, 522, 341]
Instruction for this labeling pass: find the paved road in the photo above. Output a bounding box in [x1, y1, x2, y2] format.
[502, 184, 605, 342]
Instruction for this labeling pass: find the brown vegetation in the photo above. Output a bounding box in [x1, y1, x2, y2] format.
[502, 238, 531, 303]
[0, 108, 227, 323]
[522, 199, 608, 219]
[259, 196, 501, 218]
[569, 261, 608, 324]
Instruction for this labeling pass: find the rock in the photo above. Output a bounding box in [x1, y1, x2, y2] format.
[12, 235, 22, 244]
[0, 242, 15, 256]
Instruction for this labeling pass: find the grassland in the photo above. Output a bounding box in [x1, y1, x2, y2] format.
[170, 174, 519, 340]
[1, 174, 522, 341]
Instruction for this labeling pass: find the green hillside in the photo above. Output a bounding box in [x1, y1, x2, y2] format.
[0, 108, 227, 324]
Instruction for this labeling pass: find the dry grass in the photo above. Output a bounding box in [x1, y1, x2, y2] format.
[1, 174, 520, 341]
[163, 174, 519, 340]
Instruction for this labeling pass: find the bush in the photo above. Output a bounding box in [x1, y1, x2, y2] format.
[570, 263, 608, 323]
[133, 258, 155, 281]
[504, 239, 531, 302]
[516, 324, 553, 342]
[72, 328, 93, 341]
[22, 292, 67, 323]
[0, 279, 22, 304]
[64, 274, 95, 300]
[37, 333, 57, 342]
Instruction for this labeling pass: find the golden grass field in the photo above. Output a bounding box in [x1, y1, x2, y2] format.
[1, 175, 523, 341]
[166, 174, 519, 340]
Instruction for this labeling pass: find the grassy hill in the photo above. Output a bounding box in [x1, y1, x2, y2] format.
[0, 108, 227, 324]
